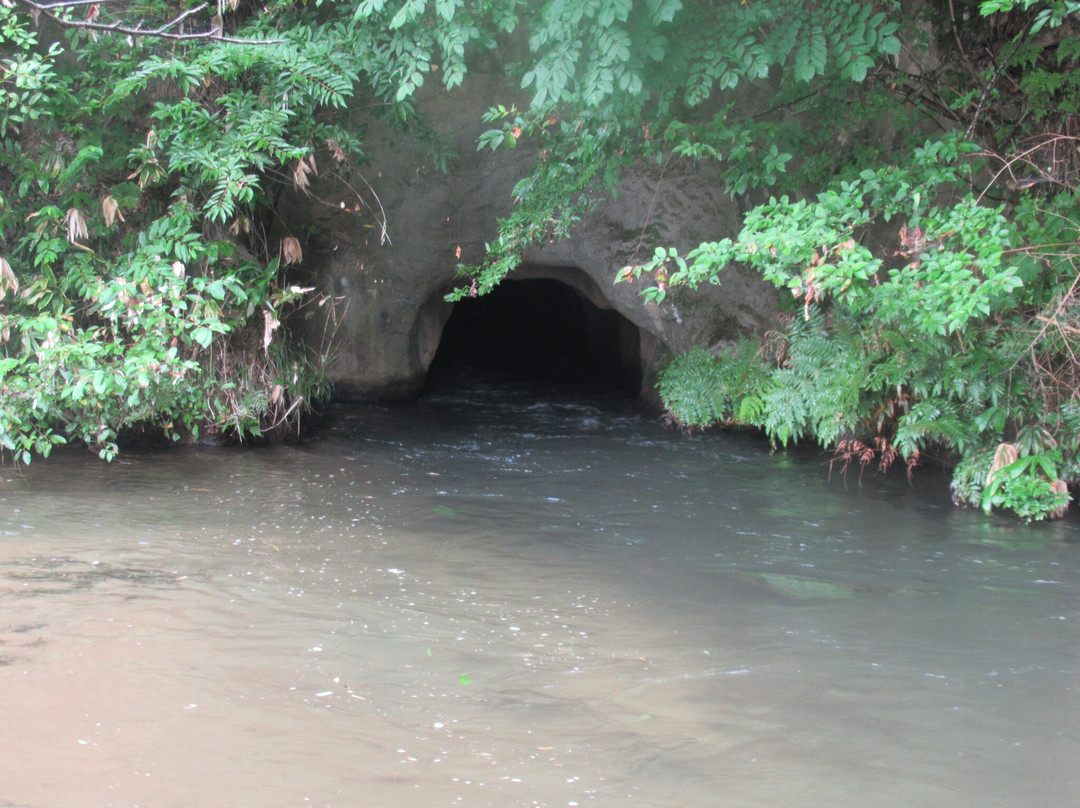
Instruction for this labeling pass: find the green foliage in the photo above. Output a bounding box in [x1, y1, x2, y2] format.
[632, 122, 1080, 520]
[452, 0, 909, 296]
[658, 341, 768, 429]
[658, 315, 871, 450]
[0, 0, 372, 461]
[617, 0, 1080, 524]
[951, 448, 996, 508]
[0, 8, 60, 138]
[760, 315, 868, 448]
[980, 451, 1068, 521]
[980, 0, 1080, 31]
[4, 0, 562, 462]
[5, 0, 1080, 529]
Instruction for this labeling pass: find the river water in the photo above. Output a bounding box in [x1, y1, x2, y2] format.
[1, 382, 1078, 808]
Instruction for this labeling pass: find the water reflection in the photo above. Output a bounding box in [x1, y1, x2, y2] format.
[1, 387, 1079, 807]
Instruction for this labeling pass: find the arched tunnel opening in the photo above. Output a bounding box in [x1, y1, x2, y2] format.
[425, 274, 644, 397]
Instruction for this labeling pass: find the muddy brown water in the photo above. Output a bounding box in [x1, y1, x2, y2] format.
[2, 384, 1078, 807]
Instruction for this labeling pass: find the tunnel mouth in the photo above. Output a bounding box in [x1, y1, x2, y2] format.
[424, 275, 642, 398]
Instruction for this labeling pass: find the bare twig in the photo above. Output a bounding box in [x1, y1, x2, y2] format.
[628, 151, 671, 268]
[11, 0, 284, 44]
[947, 0, 970, 65]
[32, 0, 102, 7]
[976, 134, 1080, 204]
[326, 170, 392, 246]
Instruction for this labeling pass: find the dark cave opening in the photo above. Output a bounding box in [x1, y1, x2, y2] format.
[425, 277, 642, 396]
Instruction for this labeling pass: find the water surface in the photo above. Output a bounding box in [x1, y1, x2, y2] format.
[2, 384, 1078, 807]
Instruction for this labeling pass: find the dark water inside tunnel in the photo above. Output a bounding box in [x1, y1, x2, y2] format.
[2, 376, 1080, 807]
[427, 277, 641, 395]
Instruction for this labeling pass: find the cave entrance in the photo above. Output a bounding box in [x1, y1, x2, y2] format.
[425, 270, 643, 396]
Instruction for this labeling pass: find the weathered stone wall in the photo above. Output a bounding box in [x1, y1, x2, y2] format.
[275, 74, 776, 401]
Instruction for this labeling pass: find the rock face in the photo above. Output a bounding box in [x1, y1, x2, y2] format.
[276, 76, 776, 403]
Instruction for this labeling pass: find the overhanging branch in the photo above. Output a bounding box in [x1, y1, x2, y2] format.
[9, 0, 284, 44]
